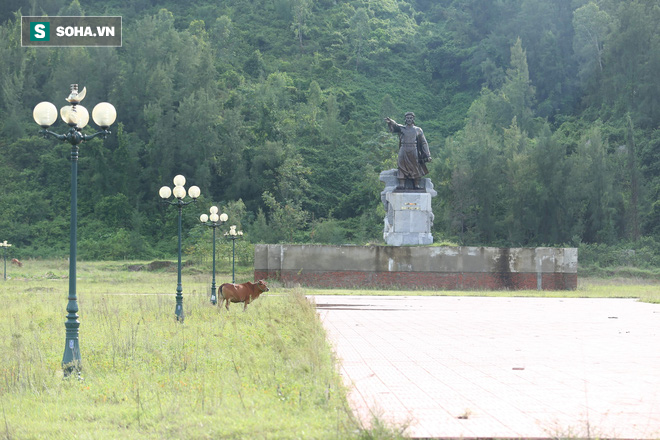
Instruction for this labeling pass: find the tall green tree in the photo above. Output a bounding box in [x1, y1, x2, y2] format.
[445, 98, 504, 244]
[601, 1, 660, 126]
[532, 125, 570, 244]
[573, 124, 616, 243]
[349, 8, 370, 70]
[292, 0, 313, 53]
[500, 38, 536, 133]
[572, 2, 613, 88]
[500, 118, 541, 244]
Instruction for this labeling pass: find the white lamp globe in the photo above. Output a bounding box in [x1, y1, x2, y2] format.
[210, 213, 219, 223]
[210, 206, 219, 215]
[33, 102, 58, 127]
[92, 102, 117, 128]
[60, 105, 77, 125]
[74, 105, 89, 129]
[173, 175, 186, 187]
[200, 214, 209, 223]
[188, 186, 201, 199]
[219, 213, 228, 222]
[173, 186, 186, 199]
[159, 186, 172, 199]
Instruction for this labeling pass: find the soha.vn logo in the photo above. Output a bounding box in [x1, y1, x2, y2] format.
[30, 22, 50, 41]
[55, 25, 116, 37]
[30, 21, 115, 40]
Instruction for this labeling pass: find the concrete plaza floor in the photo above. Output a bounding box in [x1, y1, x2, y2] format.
[312, 295, 660, 439]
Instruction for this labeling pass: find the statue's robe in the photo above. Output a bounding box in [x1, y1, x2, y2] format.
[389, 122, 430, 180]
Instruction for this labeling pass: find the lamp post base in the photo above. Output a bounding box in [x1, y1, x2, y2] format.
[175, 300, 184, 322]
[62, 337, 82, 378]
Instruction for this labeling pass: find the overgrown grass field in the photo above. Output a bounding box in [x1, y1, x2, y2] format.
[1, 260, 657, 439]
[1, 260, 358, 439]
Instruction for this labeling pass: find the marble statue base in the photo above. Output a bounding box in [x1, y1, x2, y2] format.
[379, 169, 437, 246]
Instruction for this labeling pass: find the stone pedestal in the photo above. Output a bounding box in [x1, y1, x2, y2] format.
[379, 169, 437, 246]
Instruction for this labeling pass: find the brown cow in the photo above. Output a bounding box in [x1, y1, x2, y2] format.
[219, 280, 269, 311]
[11, 258, 22, 267]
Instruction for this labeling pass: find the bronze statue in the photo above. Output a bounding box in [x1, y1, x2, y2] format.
[385, 112, 432, 190]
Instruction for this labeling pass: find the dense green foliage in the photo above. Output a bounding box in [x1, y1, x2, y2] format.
[1, 0, 659, 261]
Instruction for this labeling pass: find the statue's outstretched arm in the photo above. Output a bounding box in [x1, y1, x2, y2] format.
[384, 117, 399, 132]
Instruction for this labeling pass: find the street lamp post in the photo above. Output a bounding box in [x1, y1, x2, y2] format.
[0, 240, 11, 281]
[224, 225, 243, 284]
[33, 84, 117, 377]
[200, 207, 228, 304]
[159, 175, 200, 322]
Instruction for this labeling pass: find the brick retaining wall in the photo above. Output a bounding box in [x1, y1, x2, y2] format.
[255, 245, 578, 291]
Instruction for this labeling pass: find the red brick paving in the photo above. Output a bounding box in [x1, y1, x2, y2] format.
[312, 296, 660, 439]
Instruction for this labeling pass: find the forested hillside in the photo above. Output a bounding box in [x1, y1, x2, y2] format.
[0, 0, 659, 267]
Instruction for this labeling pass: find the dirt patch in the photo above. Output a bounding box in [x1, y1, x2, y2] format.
[148, 261, 175, 271]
